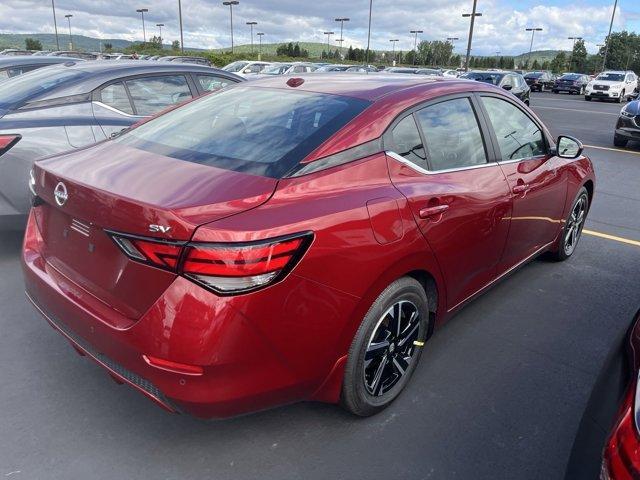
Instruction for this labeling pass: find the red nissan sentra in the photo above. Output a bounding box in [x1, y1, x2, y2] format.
[22, 74, 595, 418]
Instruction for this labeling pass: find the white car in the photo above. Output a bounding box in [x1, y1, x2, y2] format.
[442, 69, 459, 78]
[222, 60, 272, 77]
[585, 71, 638, 103]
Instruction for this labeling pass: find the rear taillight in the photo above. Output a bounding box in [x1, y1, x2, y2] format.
[603, 373, 640, 478]
[0, 134, 21, 156]
[109, 231, 312, 295]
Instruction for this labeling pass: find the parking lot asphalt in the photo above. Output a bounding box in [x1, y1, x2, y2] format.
[1, 91, 639, 480]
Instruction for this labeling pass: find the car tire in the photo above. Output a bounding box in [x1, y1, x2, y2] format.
[617, 90, 625, 103]
[341, 277, 430, 417]
[551, 187, 589, 262]
[585, 96, 592, 101]
[614, 134, 628, 148]
[553, 89, 558, 94]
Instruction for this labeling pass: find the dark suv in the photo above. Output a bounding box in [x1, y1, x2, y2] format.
[524, 71, 553, 92]
[461, 71, 531, 105]
[553, 73, 590, 95]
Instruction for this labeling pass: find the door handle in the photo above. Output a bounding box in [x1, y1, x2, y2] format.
[419, 204, 449, 219]
[512, 183, 529, 194]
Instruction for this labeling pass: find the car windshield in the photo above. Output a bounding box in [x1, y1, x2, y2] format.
[116, 86, 371, 178]
[0, 65, 87, 108]
[560, 74, 581, 80]
[462, 72, 505, 85]
[223, 61, 249, 72]
[525, 72, 543, 78]
[597, 73, 625, 82]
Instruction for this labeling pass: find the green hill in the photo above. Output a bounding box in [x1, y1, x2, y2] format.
[512, 49, 567, 66]
[213, 41, 348, 57]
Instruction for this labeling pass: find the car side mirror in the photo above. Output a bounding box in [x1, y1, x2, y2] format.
[555, 135, 583, 159]
[502, 84, 513, 91]
[243, 68, 252, 73]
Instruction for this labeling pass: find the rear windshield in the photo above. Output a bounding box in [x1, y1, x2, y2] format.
[0, 65, 87, 108]
[462, 72, 505, 85]
[525, 72, 543, 78]
[223, 61, 249, 72]
[116, 86, 371, 178]
[560, 74, 581, 80]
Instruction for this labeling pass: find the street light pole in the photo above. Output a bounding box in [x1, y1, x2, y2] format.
[447, 37, 459, 67]
[334, 17, 350, 50]
[324, 31, 334, 56]
[462, 0, 482, 72]
[64, 14, 73, 50]
[246, 21, 257, 55]
[409, 29, 423, 65]
[256, 32, 264, 59]
[178, 0, 184, 52]
[136, 8, 149, 44]
[156, 23, 164, 46]
[365, 0, 373, 65]
[222, 1, 239, 54]
[525, 27, 543, 67]
[602, 0, 619, 71]
[389, 39, 399, 65]
[51, 0, 60, 50]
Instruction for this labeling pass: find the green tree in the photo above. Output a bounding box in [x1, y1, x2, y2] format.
[570, 39, 588, 72]
[149, 35, 162, 49]
[171, 40, 180, 51]
[103, 42, 113, 52]
[25, 38, 42, 50]
[550, 51, 567, 74]
[531, 59, 540, 70]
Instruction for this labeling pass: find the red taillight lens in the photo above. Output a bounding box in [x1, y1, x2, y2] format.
[182, 235, 311, 294]
[143, 355, 203, 376]
[0, 134, 21, 156]
[109, 231, 312, 294]
[604, 380, 640, 479]
[111, 235, 182, 271]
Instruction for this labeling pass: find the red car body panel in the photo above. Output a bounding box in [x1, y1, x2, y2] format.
[22, 75, 596, 417]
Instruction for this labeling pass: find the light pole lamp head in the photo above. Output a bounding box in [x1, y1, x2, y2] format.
[136, 8, 148, 13]
[410, 30, 423, 34]
[65, 14, 73, 18]
[335, 17, 349, 22]
[156, 23, 164, 27]
[257, 32, 264, 37]
[462, 12, 482, 17]
[246, 21, 257, 26]
[324, 31, 334, 35]
[222, 1, 239, 5]
[526, 27, 543, 32]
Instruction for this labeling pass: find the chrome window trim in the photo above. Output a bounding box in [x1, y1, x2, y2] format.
[496, 154, 549, 166]
[92, 100, 143, 118]
[386, 150, 496, 175]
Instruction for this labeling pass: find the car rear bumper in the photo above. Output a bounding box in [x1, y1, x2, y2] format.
[22, 209, 354, 418]
[615, 117, 640, 140]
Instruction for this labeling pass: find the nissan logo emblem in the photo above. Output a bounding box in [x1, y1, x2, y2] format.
[54, 182, 68, 207]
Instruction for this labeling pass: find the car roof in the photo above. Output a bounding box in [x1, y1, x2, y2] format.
[32, 61, 242, 100]
[244, 73, 477, 101]
[0, 55, 79, 67]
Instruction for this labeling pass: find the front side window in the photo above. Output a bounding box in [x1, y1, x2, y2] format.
[196, 75, 234, 93]
[99, 82, 134, 115]
[116, 86, 370, 178]
[125, 75, 192, 116]
[414, 98, 487, 171]
[389, 115, 427, 170]
[482, 97, 546, 161]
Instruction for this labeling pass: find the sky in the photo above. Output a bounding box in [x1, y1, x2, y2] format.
[0, 0, 639, 55]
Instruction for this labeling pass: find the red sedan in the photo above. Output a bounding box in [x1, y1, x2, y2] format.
[22, 74, 595, 418]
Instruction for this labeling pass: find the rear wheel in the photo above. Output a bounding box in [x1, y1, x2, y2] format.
[585, 96, 592, 101]
[551, 187, 589, 262]
[614, 134, 628, 148]
[553, 89, 559, 94]
[617, 90, 625, 103]
[341, 277, 430, 416]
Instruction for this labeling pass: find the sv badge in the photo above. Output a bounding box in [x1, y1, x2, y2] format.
[149, 224, 171, 234]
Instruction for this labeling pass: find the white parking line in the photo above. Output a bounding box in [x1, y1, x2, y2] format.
[584, 145, 640, 156]
[532, 105, 619, 116]
[534, 96, 622, 107]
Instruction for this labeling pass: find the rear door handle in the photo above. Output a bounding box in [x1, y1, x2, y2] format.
[512, 184, 529, 194]
[419, 204, 449, 219]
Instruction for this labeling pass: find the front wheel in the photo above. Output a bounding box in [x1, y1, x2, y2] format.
[614, 134, 628, 147]
[551, 187, 589, 262]
[341, 277, 430, 416]
[585, 96, 592, 101]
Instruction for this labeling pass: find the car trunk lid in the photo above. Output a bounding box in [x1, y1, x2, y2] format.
[32, 142, 277, 319]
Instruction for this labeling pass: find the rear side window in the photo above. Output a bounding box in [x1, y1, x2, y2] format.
[414, 98, 487, 171]
[125, 75, 192, 116]
[481, 97, 546, 161]
[99, 82, 134, 115]
[196, 75, 234, 92]
[389, 115, 428, 170]
[116, 86, 371, 178]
